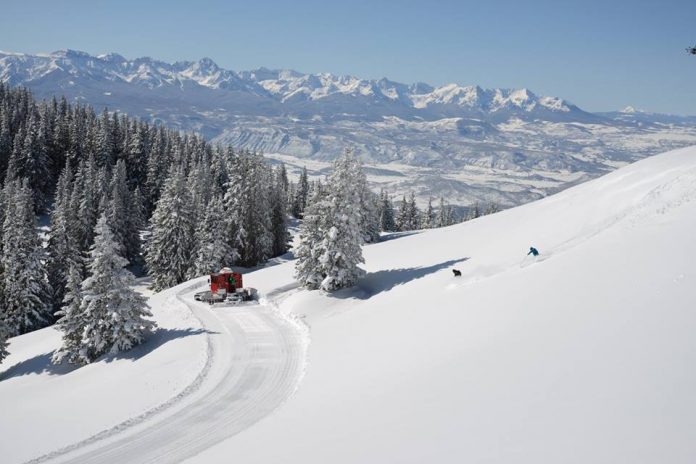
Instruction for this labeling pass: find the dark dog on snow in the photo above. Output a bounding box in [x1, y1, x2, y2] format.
[452, 269, 462, 277]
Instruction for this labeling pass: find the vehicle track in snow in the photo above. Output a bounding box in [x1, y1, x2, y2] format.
[28, 284, 309, 464]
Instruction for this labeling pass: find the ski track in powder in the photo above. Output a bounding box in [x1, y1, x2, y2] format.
[25, 283, 309, 464]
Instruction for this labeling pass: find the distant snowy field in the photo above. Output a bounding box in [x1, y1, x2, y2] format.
[2, 146, 696, 463]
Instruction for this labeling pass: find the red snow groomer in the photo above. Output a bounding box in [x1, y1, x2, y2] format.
[194, 267, 256, 305]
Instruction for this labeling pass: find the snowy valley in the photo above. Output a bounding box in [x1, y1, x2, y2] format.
[3, 49, 696, 209]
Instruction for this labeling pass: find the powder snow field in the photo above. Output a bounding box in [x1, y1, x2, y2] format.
[2, 146, 696, 463]
[0, 278, 308, 464]
[192, 145, 696, 463]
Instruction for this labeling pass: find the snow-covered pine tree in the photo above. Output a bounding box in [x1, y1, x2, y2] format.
[277, 163, 289, 204]
[407, 192, 421, 230]
[270, 165, 291, 257]
[436, 197, 449, 227]
[130, 186, 147, 238]
[1, 179, 52, 335]
[291, 166, 309, 218]
[18, 111, 51, 212]
[318, 150, 366, 290]
[146, 165, 195, 291]
[47, 160, 83, 309]
[422, 197, 436, 229]
[357, 171, 381, 243]
[295, 150, 366, 291]
[52, 264, 85, 364]
[96, 108, 115, 167]
[187, 160, 214, 227]
[77, 155, 102, 252]
[224, 152, 273, 267]
[395, 195, 409, 231]
[191, 195, 238, 277]
[79, 214, 155, 363]
[124, 120, 148, 188]
[107, 160, 135, 262]
[294, 185, 329, 289]
[378, 189, 396, 232]
[467, 202, 482, 221]
[144, 125, 167, 213]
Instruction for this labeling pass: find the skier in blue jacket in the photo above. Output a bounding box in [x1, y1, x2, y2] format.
[528, 246, 539, 257]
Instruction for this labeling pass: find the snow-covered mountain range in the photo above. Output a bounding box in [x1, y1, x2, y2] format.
[2, 49, 696, 208]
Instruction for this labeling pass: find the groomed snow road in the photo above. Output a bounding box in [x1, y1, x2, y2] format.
[32, 283, 308, 464]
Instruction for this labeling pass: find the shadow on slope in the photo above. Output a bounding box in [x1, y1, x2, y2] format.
[333, 258, 469, 300]
[0, 327, 213, 381]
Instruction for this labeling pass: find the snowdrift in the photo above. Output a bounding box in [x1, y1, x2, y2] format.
[194, 146, 696, 463]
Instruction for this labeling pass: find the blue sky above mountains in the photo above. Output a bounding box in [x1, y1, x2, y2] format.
[1, 0, 694, 114]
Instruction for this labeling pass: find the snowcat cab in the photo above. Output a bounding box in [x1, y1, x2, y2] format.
[194, 268, 256, 305]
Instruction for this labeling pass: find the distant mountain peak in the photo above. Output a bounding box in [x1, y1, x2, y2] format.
[0, 48, 594, 122]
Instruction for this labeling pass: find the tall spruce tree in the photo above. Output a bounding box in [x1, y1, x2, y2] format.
[191, 195, 237, 277]
[224, 152, 272, 267]
[291, 166, 309, 218]
[52, 264, 85, 364]
[79, 214, 155, 363]
[146, 165, 195, 291]
[1, 179, 52, 335]
[270, 165, 291, 256]
[294, 185, 329, 289]
[422, 197, 436, 229]
[47, 160, 83, 309]
[295, 150, 366, 291]
[378, 189, 396, 232]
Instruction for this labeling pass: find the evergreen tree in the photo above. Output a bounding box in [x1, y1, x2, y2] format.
[52, 264, 85, 364]
[422, 197, 436, 229]
[1, 179, 52, 335]
[295, 150, 365, 291]
[77, 155, 101, 252]
[294, 186, 329, 289]
[467, 202, 482, 221]
[395, 195, 409, 231]
[378, 189, 396, 232]
[79, 214, 155, 363]
[96, 108, 115, 167]
[191, 195, 238, 276]
[47, 160, 83, 309]
[270, 165, 291, 256]
[224, 152, 272, 267]
[436, 197, 451, 228]
[291, 166, 309, 218]
[146, 166, 195, 291]
[358, 173, 381, 243]
[407, 192, 421, 230]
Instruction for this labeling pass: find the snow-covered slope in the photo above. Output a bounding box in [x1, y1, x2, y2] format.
[192, 145, 696, 463]
[0, 277, 308, 464]
[2, 145, 695, 463]
[3, 49, 696, 209]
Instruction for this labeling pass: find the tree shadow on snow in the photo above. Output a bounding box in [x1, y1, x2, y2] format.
[331, 257, 469, 300]
[0, 351, 78, 380]
[377, 230, 421, 242]
[104, 327, 215, 363]
[0, 327, 214, 381]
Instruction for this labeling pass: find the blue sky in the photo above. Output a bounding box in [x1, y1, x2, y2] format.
[1, 0, 695, 114]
